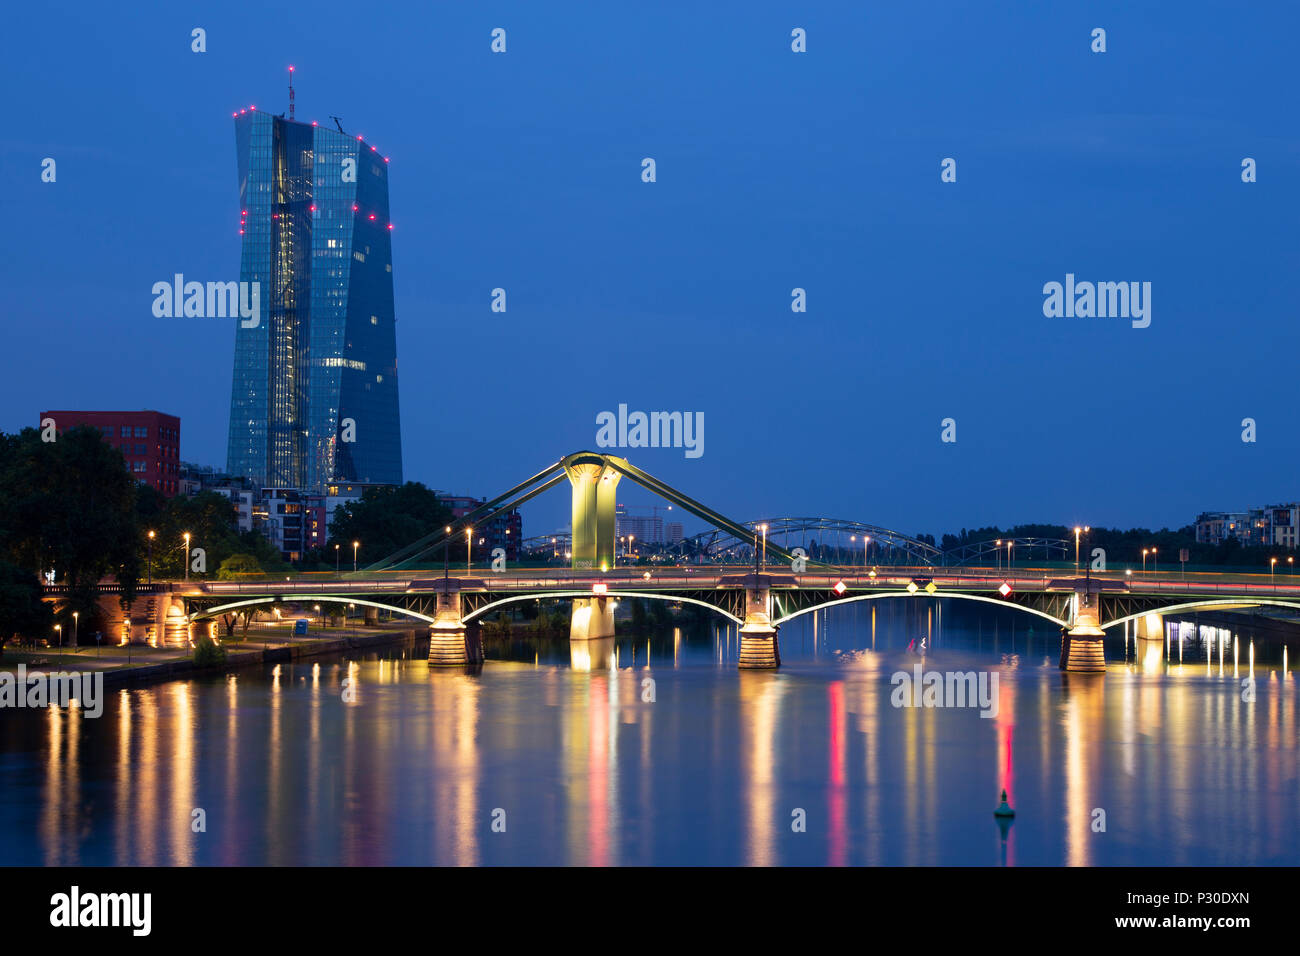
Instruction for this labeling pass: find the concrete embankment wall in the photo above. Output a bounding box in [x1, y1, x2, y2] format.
[101, 628, 422, 686]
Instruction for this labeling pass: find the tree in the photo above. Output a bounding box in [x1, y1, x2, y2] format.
[328, 483, 455, 568]
[218, 553, 263, 580]
[0, 560, 54, 654]
[0, 427, 140, 641]
[141, 491, 242, 579]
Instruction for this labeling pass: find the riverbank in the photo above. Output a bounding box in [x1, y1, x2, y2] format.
[0, 623, 420, 686]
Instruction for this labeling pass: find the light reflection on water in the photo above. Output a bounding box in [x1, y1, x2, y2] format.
[2, 601, 1297, 866]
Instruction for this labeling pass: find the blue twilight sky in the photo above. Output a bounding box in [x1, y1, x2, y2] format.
[2, 1, 1297, 542]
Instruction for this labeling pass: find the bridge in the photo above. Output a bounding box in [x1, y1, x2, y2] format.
[154, 451, 1300, 674]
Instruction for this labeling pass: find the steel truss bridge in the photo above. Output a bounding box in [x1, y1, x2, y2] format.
[154, 451, 1300, 651]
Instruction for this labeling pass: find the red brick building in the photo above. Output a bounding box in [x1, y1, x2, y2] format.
[39, 409, 181, 496]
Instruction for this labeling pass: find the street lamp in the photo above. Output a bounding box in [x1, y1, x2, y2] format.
[1074, 526, 1082, 570]
[995, 540, 1002, 573]
[1142, 549, 1149, 574]
[147, 530, 155, 586]
[1006, 540, 1013, 574]
[466, 527, 473, 572]
[629, 534, 635, 564]
[72, 611, 79, 649]
[443, 526, 452, 581]
[352, 540, 359, 573]
[183, 532, 191, 581]
[1271, 556, 1278, 586]
[1152, 547, 1158, 575]
[760, 524, 768, 569]
[54, 623, 61, 650]
[864, 535, 870, 567]
[335, 543, 340, 574]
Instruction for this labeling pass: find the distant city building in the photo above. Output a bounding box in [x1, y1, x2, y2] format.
[438, 493, 522, 561]
[615, 505, 679, 545]
[1195, 506, 1298, 548]
[179, 464, 256, 531]
[256, 487, 306, 562]
[226, 108, 402, 494]
[1263, 504, 1300, 549]
[40, 409, 181, 496]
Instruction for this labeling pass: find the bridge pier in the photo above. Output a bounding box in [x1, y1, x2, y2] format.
[738, 581, 780, 669]
[427, 584, 483, 667]
[1136, 612, 1164, 642]
[1060, 590, 1106, 672]
[570, 596, 616, 641]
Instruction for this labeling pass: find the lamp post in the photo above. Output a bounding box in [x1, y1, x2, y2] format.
[183, 532, 191, 581]
[147, 530, 155, 586]
[629, 534, 634, 565]
[352, 540, 359, 573]
[1152, 547, 1158, 575]
[1007, 540, 1013, 574]
[54, 624, 61, 651]
[864, 535, 870, 567]
[760, 524, 768, 569]
[1142, 549, 1148, 574]
[1083, 527, 1092, 592]
[443, 526, 452, 582]
[1074, 526, 1082, 571]
[1271, 556, 1277, 587]
[995, 540, 1001, 573]
[466, 527, 473, 572]
[335, 543, 340, 574]
[72, 611, 79, 649]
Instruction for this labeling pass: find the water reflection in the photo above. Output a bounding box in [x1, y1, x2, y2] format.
[2, 603, 1298, 866]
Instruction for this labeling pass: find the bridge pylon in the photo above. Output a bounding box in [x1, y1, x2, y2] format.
[565, 455, 622, 571]
[737, 575, 780, 669]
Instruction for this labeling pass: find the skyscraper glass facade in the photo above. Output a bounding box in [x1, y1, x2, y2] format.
[227, 110, 402, 492]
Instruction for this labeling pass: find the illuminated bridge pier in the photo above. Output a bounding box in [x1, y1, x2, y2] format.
[426, 580, 483, 667]
[736, 574, 780, 669]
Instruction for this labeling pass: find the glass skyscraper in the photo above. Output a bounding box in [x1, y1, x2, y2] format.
[227, 109, 402, 493]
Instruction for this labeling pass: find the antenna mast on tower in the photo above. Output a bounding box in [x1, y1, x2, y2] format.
[288, 65, 295, 121]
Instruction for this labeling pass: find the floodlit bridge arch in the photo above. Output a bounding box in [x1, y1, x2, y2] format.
[189, 595, 436, 625]
[1100, 597, 1300, 633]
[460, 590, 744, 626]
[769, 591, 1072, 629]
